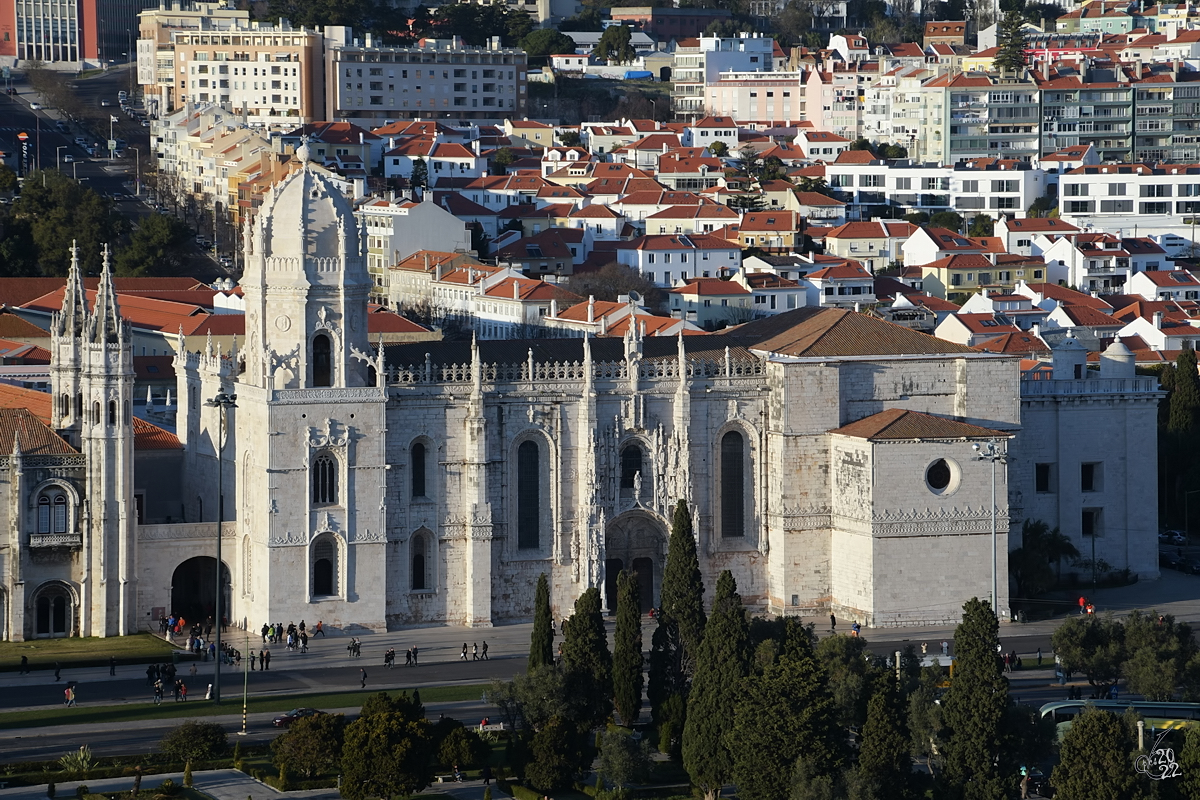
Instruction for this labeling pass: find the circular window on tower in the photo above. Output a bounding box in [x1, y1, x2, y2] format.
[925, 458, 961, 496]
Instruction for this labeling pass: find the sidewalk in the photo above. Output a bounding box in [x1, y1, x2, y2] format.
[0, 768, 496, 800]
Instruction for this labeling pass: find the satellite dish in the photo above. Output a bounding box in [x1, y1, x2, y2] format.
[628, 290, 641, 302]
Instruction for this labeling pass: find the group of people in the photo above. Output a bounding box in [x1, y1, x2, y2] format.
[1001, 649, 1021, 673]
[382, 647, 421, 667]
[347, 638, 363, 657]
[262, 620, 323, 645]
[459, 642, 489, 661]
[1077, 596, 1096, 616]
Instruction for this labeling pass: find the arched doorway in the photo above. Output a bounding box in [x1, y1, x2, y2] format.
[171, 557, 231, 625]
[31, 582, 75, 638]
[605, 512, 667, 615]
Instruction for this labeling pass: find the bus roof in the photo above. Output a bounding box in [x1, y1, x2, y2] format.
[1040, 700, 1200, 717]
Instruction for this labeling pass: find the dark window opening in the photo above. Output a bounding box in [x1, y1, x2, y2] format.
[412, 442, 427, 497]
[927, 459, 951, 491]
[313, 333, 332, 387]
[721, 431, 745, 538]
[412, 535, 427, 590]
[313, 539, 335, 595]
[517, 440, 540, 549]
[620, 445, 643, 489]
[312, 454, 338, 505]
[1035, 463, 1053, 493]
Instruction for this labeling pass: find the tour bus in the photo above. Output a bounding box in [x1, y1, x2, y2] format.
[1040, 700, 1200, 739]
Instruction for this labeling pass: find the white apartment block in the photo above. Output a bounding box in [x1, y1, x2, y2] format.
[672, 34, 777, 121]
[1057, 163, 1200, 238]
[706, 71, 805, 128]
[358, 199, 473, 300]
[323, 29, 528, 124]
[170, 19, 322, 125]
[616, 234, 742, 287]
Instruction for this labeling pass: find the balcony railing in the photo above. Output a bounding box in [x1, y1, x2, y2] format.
[29, 533, 82, 548]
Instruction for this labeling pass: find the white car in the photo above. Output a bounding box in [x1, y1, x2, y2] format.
[29, 102, 42, 110]
[63, 155, 74, 163]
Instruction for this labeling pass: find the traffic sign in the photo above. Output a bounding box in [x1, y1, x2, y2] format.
[16, 131, 28, 141]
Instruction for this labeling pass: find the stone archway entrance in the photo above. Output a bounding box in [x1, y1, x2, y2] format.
[605, 512, 666, 614]
[31, 582, 75, 638]
[171, 557, 231, 626]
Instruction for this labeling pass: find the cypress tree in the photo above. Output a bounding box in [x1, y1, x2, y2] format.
[941, 598, 1009, 800]
[728, 619, 842, 800]
[994, 11, 1029, 73]
[562, 587, 612, 728]
[530, 572, 555, 669]
[1170, 348, 1200, 434]
[1050, 708, 1141, 798]
[683, 571, 749, 800]
[661, 500, 706, 664]
[856, 674, 912, 798]
[612, 570, 644, 726]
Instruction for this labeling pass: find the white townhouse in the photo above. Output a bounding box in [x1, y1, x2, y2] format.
[1129, 269, 1200, 301]
[995, 217, 1081, 256]
[616, 234, 742, 287]
[803, 262, 876, 307]
[1039, 233, 1166, 292]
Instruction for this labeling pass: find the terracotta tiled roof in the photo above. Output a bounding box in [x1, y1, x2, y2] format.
[973, 332, 1052, 355]
[719, 307, 978, 357]
[670, 279, 751, 296]
[0, 407, 75, 454]
[832, 408, 1006, 440]
[134, 417, 183, 450]
[1057, 304, 1121, 327]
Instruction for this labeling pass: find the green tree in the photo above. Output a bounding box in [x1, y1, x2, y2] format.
[1170, 348, 1200, 434]
[729, 620, 843, 800]
[968, 213, 994, 237]
[878, 142, 909, 159]
[271, 713, 347, 778]
[341, 692, 433, 800]
[649, 500, 706, 726]
[160, 721, 228, 762]
[856, 675, 911, 799]
[1121, 610, 1196, 701]
[683, 570, 750, 800]
[727, 193, 766, 212]
[492, 146, 516, 175]
[562, 587, 612, 728]
[411, 157, 429, 193]
[436, 726, 486, 769]
[598, 726, 652, 788]
[1050, 708, 1142, 799]
[114, 212, 193, 277]
[558, 8, 604, 31]
[530, 572, 555, 670]
[0, 165, 16, 192]
[995, 10, 1029, 72]
[1052, 614, 1125, 691]
[907, 665, 946, 778]
[929, 211, 964, 232]
[815, 633, 878, 730]
[558, 130, 582, 147]
[526, 716, 581, 791]
[941, 598, 1009, 800]
[612, 570, 644, 726]
[1009, 518, 1079, 597]
[795, 176, 833, 197]
[1181, 724, 1200, 799]
[708, 140, 729, 157]
[593, 25, 636, 64]
[903, 211, 930, 224]
[521, 29, 577, 61]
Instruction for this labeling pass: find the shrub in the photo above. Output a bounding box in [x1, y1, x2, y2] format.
[156, 780, 180, 797]
[438, 726, 487, 769]
[59, 746, 95, 779]
[182, 763, 192, 789]
[46, 783, 55, 800]
[160, 721, 227, 763]
[74, 785, 88, 799]
[276, 764, 291, 792]
[484, 787, 492, 800]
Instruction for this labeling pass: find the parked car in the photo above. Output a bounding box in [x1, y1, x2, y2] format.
[1179, 558, 1200, 575]
[29, 102, 42, 110]
[273, 708, 324, 728]
[1162, 550, 1180, 569]
[100, 99, 111, 106]
[63, 155, 74, 163]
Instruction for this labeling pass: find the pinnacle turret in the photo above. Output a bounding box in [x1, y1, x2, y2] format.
[89, 243, 123, 344]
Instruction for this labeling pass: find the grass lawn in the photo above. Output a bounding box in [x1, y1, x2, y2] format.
[0, 683, 489, 730]
[0, 634, 177, 672]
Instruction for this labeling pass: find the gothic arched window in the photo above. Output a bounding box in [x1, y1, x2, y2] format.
[38, 490, 69, 534]
[720, 430, 746, 538]
[412, 442, 427, 498]
[92, 402, 100, 425]
[517, 440, 541, 549]
[620, 445, 643, 490]
[108, 400, 117, 426]
[312, 454, 338, 505]
[312, 537, 336, 596]
[313, 333, 332, 387]
[412, 534, 429, 590]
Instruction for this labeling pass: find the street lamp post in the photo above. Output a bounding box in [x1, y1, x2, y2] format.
[205, 390, 237, 703]
[1186, 489, 1200, 543]
[56, 145, 65, 171]
[974, 439, 1009, 619]
[109, 114, 116, 160]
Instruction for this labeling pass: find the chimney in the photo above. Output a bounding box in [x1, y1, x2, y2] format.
[1154, 311, 1164, 329]
[587, 295, 595, 323]
[550, 298, 558, 317]
[513, 280, 520, 300]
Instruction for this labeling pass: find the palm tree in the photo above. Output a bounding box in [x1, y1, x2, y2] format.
[1021, 519, 1079, 585]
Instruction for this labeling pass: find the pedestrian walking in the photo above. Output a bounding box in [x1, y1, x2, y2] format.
[190, 663, 197, 678]
[360, 668, 367, 689]
[482, 641, 489, 661]
[1078, 595, 1086, 615]
[472, 643, 479, 661]
[109, 656, 117, 676]
[173, 680, 181, 702]
[205, 683, 212, 701]
[412, 646, 419, 665]
[314, 620, 325, 637]
[67, 685, 76, 707]
[19, 655, 28, 674]
[299, 620, 306, 634]
[829, 614, 836, 633]
[405, 648, 413, 666]
[153, 680, 164, 705]
[264, 649, 271, 670]
[1037, 647, 1042, 666]
[482, 766, 492, 786]
[54, 662, 61, 681]
[461, 643, 469, 661]
[261, 623, 269, 643]
[921, 642, 928, 656]
[941, 640, 949, 657]
[300, 632, 308, 653]
[259, 650, 265, 670]
[180, 683, 188, 701]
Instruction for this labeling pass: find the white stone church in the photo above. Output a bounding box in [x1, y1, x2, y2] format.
[0, 162, 1164, 640]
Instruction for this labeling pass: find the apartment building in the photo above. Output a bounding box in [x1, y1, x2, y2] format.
[358, 199, 473, 301]
[3, 0, 155, 66]
[138, 1, 250, 115]
[1058, 162, 1200, 236]
[170, 18, 323, 125]
[705, 71, 805, 128]
[672, 34, 776, 121]
[323, 29, 527, 124]
[925, 72, 1040, 164]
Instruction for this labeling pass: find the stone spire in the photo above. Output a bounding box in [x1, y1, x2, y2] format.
[89, 244, 123, 344]
[56, 240, 88, 337]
